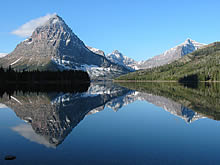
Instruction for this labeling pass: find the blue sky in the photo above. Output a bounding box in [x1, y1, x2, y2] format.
[0, 0, 219, 61]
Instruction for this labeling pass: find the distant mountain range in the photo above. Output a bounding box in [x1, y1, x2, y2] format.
[0, 14, 208, 79]
[87, 38, 206, 71]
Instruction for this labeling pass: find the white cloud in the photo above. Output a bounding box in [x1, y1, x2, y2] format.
[12, 124, 56, 148]
[0, 53, 8, 58]
[11, 13, 56, 38]
[0, 103, 8, 108]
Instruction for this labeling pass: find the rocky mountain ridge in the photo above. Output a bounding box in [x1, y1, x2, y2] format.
[106, 50, 138, 70]
[88, 38, 205, 71]
[137, 38, 206, 69]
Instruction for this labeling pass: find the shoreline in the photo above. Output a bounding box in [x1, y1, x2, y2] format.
[113, 80, 220, 83]
[113, 80, 177, 82]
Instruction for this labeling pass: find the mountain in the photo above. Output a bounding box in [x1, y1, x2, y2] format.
[106, 50, 138, 70]
[0, 14, 129, 80]
[116, 42, 220, 81]
[90, 39, 205, 71]
[137, 38, 205, 69]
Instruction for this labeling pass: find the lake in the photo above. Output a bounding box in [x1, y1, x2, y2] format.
[1, 82, 220, 165]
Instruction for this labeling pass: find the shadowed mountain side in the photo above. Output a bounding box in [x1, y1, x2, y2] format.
[118, 82, 220, 120]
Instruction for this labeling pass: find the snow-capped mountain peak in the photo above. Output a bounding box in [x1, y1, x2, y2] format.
[112, 50, 120, 54]
[106, 50, 137, 70]
[182, 38, 205, 48]
[137, 38, 206, 69]
[184, 38, 195, 44]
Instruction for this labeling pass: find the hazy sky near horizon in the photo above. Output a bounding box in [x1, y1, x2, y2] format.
[0, 0, 220, 61]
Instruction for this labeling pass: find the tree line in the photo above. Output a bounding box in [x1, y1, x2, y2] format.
[0, 66, 90, 83]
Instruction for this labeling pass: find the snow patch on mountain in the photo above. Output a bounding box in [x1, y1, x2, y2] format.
[10, 57, 23, 65]
[86, 46, 105, 56]
[106, 50, 137, 70]
[51, 56, 123, 79]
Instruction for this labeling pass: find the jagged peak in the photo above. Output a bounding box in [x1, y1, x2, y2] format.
[185, 38, 194, 43]
[29, 13, 79, 43]
[183, 38, 198, 45]
[107, 50, 135, 62]
[47, 14, 64, 24]
[181, 38, 206, 47]
[38, 14, 66, 28]
[28, 14, 69, 34]
[112, 50, 121, 54]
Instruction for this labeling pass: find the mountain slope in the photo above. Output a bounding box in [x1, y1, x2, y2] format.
[137, 39, 205, 69]
[0, 14, 129, 79]
[106, 50, 137, 70]
[116, 42, 220, 81]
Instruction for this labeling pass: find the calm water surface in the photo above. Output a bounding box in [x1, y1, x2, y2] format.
[1, 82, 220, 165]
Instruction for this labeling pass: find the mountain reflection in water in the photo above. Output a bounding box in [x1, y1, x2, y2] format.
[1, 82, 219, 148]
